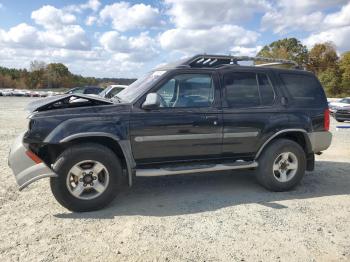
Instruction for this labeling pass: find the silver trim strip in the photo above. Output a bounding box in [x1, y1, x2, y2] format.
[59, 132, 121, 143]
[136, 161, 258, 177]
[135, 133, 221, 142]
[135, 132, 258, 142]
[224, 131, 258, 138]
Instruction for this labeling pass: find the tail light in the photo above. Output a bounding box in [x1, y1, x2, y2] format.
[324, 108, 330, 131]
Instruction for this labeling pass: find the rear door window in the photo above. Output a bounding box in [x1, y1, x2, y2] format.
[223, 72, 275, 108]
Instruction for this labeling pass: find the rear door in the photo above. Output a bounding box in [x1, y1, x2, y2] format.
[220, 68, 287, 159]
[130, 70, 223, 165]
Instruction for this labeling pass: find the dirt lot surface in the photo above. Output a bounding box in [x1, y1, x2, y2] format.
[0, 97, 349, 262]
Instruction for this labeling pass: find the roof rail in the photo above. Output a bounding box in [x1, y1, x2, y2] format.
[185, 54, 299, 68]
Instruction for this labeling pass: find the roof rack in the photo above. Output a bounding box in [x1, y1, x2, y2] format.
[185, 54, 299, 69]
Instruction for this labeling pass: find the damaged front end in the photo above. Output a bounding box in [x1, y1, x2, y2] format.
[8, 94, 117, 190]
[26, 94, 114, 113]
[8, 132, 57, 190]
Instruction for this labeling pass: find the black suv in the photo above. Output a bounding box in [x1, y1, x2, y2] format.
[8, 55, 332, 212]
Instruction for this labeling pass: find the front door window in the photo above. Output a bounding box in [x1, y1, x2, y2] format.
[156, 74, 215, 108]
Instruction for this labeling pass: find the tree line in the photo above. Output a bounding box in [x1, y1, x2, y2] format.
[257, 38, 350, 97]
[0, 61, 135, 90]
[0, 38, 349, 96]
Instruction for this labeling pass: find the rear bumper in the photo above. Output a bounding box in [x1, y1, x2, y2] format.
[308, 131, 332, 153]
[8, 132, 57, 190]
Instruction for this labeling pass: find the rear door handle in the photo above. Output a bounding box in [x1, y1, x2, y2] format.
[204, 115, 218, 120]
[203, 115, 219, 125]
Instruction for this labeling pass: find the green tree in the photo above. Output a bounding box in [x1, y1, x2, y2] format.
[257, 38, 309, 66]
[318, 68, 342, 96]
[339, 51, 350, 94]
[307, 42, 339, 74]
[46, 63, 70, 88]
[30, 60, 46, 72]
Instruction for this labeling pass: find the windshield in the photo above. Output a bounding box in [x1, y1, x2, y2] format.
[339, 98, 350, 104]
[99, 86, 112, 97]
[117, 70, 167, 102]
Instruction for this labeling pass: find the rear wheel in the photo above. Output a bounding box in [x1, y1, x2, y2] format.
[256, 139, 306, 191]
[50, 143, 122, 212]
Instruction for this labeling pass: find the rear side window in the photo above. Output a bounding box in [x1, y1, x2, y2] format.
[279, 73, 326, 106]
[223, 72, 275, 108]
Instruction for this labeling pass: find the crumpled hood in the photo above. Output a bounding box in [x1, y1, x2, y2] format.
[26, 94, 114, 113]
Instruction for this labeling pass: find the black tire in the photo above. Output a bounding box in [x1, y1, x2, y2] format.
[336, 119, 345, 122]
[50, 143, 122, 212]
[256, 139, 306, 191]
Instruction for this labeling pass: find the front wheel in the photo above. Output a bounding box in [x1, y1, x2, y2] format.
[50, 143, 122, 212]
[256, 139, 306, 191]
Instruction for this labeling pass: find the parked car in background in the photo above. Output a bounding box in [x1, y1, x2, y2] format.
[1, 89, 14, 96]
[99, 85, 127, 98]
[65, 86, 103, 95]
[12, 89, 26, 96]
[329, 97, 350, 122]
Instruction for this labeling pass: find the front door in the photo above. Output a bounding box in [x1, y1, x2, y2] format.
[130, 72, 222, 165]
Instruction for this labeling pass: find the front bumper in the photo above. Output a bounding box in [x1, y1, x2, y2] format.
[8, 132, 57, 190]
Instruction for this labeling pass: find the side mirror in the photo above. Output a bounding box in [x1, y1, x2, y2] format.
[142, 93, 161, 110]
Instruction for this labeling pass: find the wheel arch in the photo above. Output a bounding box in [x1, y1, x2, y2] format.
[41, 132, 135, 186]
[255, 129, 312, 160]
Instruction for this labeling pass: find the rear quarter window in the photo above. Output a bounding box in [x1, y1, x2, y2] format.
[279, 73, 327, 107]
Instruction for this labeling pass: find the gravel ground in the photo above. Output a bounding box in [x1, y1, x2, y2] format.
[0, 97, 349, 262]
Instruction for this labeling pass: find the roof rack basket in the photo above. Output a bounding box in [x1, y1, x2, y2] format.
[186, 54, 299, 69]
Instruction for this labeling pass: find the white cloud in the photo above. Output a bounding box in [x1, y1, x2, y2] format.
[0, 3, 3, 9]
[261, 0, 350, 33]
[39, 25, 90, 50]
[303, 26, 350, 51]
[230, 46, 263, 57]
[160, 25, 259, 54]
[165, 0, 271, 29]
[99, 31, 159, 61]
[66, 0, 101, 13]
[0, 23, 41, 49]
[0, 23, 90, 51]
[323, 2, 350, 29]
[99, 2, 160, 32]
[99, 31, 130, 52]
[81, 0, 101, 12]
[262, 10, 324, 33]
[273, 0, 348, 13]
[31, 5, 76, 29]
[85, 16, 97, 26]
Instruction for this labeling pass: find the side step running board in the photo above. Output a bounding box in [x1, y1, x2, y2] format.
[135, 161, 258, 177]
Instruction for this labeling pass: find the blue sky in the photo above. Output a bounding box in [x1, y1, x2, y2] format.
[0, 0, 350, 78]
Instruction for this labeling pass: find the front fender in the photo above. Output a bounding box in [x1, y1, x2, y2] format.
[43, 117, 128, 143]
